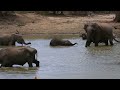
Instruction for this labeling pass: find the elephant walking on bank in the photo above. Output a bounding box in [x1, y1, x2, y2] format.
[84, 22, 120, 47]
[0, 46, 40, 67]
[0, 34, 31, 46]
[50, 38, 77, 46]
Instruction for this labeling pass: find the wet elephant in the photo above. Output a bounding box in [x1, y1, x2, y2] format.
[50, 38, 77, 46]
[0, 34, 31, 46]
[0, 46, 40, 67]
[84, 22, 120, 47]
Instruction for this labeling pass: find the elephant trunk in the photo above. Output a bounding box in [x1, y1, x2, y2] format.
[72, 43, 78, 46]
[23, 42, 31, 45]
[113, 38, 120, 42]
[16, 38, 31, 45]
[35, 52, 39, 67]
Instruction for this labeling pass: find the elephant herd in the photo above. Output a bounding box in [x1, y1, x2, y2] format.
[0, 33, 39, 67]
[0, 22, 119, 68]
[50, 22, 120, 48]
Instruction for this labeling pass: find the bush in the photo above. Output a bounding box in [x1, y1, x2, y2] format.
[0, 11, 15, 17]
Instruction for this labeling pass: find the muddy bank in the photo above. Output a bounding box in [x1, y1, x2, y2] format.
[0, 13, 120, 37]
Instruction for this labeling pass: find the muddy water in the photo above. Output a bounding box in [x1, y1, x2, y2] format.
[0, 35, 120, 79]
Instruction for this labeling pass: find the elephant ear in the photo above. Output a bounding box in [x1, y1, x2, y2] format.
[92, 23, 102, 31]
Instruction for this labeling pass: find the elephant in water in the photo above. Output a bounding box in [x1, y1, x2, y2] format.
[50, 38, 77, 46]
[84, 22, 120, 47]
[0, 34, 31, 46]
[0, 46, 40, 67]
[80, 33, 87, 40]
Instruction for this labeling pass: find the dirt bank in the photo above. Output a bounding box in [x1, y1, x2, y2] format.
[0, 12, 120, 37]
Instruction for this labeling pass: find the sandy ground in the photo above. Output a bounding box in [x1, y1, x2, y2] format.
[0, 12, 120, 37]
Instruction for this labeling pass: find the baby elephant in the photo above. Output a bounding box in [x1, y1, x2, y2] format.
[50, 38, 77, 46]
[0, 46, 40, 67]
[80, 33, 87, 40]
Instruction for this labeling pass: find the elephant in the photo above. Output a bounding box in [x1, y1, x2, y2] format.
[80, 33, 87, 40]
[0, 34, 31, 46]
[84, 22, 120, 47]
[50, 38, 78, 46]
[0, 46, 40, 67]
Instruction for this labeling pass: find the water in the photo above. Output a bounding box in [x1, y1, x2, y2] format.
[1, 35, 120, 79]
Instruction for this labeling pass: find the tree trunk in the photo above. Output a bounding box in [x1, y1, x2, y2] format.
[114, 11, 120, 22]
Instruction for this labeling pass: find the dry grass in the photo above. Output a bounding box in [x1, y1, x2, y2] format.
[0, 13, 120, 37]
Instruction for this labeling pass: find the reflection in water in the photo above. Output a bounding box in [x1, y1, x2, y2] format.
[0, 35, 120, 79]
[0, 66, 39, 79]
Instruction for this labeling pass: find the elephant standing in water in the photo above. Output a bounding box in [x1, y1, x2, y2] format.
[0, 34, 31, 46]
[84, 22, 120, 47]
[50, 38, 77, 46]
[0, 46, 40, 67]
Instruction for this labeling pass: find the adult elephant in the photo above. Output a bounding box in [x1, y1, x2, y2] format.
[84, 22, 120, 47]
[50, 38, 77, 46]
[0, 46, 40, 67]
[0, 34, 31, 46]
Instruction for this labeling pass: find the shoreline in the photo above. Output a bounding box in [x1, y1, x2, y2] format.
[0, 13, 120, 38]
[22, 33, 80, 39]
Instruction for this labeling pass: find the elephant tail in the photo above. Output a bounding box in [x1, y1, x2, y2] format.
[24, 42, 31, 45]
[73, 43, 78, 46]
[113, 36, 120, 42]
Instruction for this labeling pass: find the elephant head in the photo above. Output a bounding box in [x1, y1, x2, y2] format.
[25, 47, 39, 67]
[11, 34, 31, 45]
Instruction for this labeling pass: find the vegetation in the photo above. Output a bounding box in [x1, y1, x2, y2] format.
[114, 11, 120, 22]
[0, 11, 120, 23]
[0, 11, 15, 16]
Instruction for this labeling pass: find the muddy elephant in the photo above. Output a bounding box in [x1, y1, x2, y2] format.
[84, 22, 120, 47]
[0, 34, 31, 46]
[50, 38, 77, 46]
[0, 46, 40, 67]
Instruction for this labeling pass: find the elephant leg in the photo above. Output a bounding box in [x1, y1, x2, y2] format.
[1, 60, 12, 67]
[104, 40, 108, 46]
[110, 41, 114, 46]
[95, 42, 98, 47]
[0, 63, 7, 68]
[33, 60, 40, 67]
[109, 39, 114, 46]
[94, 37, 100, 47]
[94, 40, 99, 47]
[85, 41, 91, 47]
[28, 60, 33, 67]
[1, 64, 4, 67]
